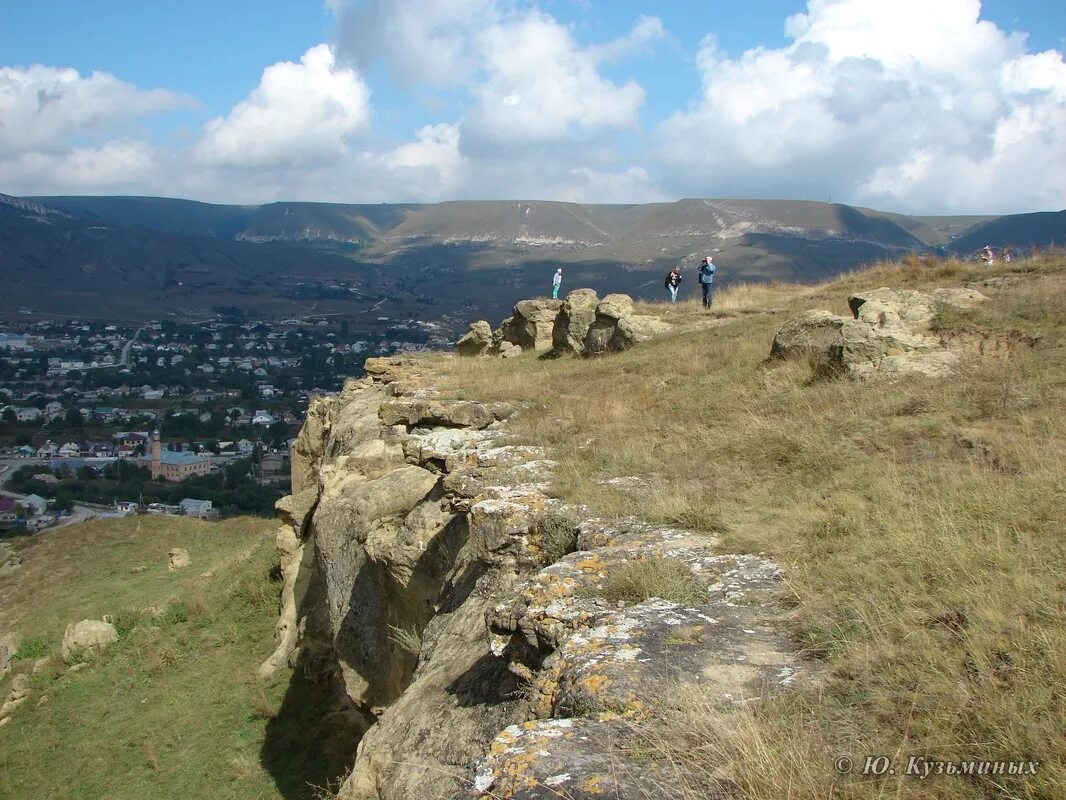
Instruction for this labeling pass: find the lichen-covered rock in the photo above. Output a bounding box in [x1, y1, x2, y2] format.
[465, 717, 673, 799]
[457, 321, 493, 356]
[552, 288, 599, 355]
[61, 620, 118, 663]
[267, 354, 800, 800]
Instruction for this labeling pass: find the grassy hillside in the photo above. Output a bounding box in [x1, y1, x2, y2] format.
[432, 253, 1066, 799]
[0, 517, 355, 800]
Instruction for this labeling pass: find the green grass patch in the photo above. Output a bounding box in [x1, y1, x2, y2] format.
[12, 637, 49, 661]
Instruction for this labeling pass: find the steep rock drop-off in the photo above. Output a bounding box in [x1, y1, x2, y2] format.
[262, 354, 803, 799]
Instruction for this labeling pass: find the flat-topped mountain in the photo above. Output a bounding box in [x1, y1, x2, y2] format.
[5, 193, 1063, 322]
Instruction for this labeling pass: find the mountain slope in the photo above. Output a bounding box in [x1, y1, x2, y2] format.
[948, 209, 1066, 254]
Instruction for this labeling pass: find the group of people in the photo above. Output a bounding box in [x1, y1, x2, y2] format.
[550, 255, 719, 308]
[981, 244, 1012, 265]
[665, 256, 717, 307]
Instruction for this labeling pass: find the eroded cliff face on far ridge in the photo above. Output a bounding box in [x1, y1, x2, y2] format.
[262, 353, 803, 800]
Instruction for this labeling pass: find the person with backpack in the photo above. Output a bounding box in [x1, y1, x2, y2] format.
[551, 268, 563, 299]
[698, 255, 716, 308]
[665, 265, 683, 304]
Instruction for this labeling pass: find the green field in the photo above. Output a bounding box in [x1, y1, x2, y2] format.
[0, 517, 355, 800]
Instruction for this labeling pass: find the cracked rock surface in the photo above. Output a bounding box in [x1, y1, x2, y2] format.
[264, 354, 803, 800]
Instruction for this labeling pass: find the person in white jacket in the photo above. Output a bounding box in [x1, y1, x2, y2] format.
[551, 268, 563, 299]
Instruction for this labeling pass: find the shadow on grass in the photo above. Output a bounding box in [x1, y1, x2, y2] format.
[260, 658, 369, 800]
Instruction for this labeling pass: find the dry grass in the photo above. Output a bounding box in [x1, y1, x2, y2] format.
[431, 253, 1066, 799]
[583, 557, 707, 606]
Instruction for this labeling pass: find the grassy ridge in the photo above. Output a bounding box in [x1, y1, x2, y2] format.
[433, 254, 1066, 799]
[0, 517, 355, 800]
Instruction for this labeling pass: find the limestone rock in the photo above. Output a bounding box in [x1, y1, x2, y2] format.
[9, 673, 30, 700]
[499, 342, 522, 358]
[771, 287, 986, 379]
[379, 399, 514, 430]
[168, 548, 191, 571]
[291, 393, 336, 493]
[596, 293, 634, 320]
[457, 321, 493, 356]
[496, 299, 563, 352]
[848, 287, 986, 332]
[551, 289, 599, 355]
[612, 315, 671, 350]
[60, 620, 118, 663]
[0, 673, 32, 720]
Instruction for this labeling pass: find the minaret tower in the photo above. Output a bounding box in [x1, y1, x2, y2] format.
[151, 429, 162, 480]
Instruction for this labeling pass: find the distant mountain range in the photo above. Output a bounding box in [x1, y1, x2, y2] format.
[2, 193, 1062, 324]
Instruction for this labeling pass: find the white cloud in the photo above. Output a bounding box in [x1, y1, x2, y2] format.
[194, 44, 370, 169]
[334, 1, 661, 148]
[657, 0, 1066, 213]
[378, 122, 468, 197]
[0, 139, 159, 193]
[0, 64, 190, 156]
[336, 0, 497, 88]
[463, 9, 651, 146]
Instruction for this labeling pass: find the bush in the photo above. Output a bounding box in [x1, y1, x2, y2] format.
[14, 637, 50, 660]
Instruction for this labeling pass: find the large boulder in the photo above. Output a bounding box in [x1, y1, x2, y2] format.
[848, 287, 986, 332]
[771, 287, 987, 379]
[551, 289, 599, 355]
[597, 293, 634, 320]
[456, 321, 493, 356]
[168, 547, 191, 571]
[612, 315, 671, 350]
[61, 620, 118, 663]
[498, 299, 563, 352]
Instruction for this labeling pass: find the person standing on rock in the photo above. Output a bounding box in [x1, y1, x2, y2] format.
[665, 265, 683, 304]
[698, 256, 717, 308]
[551, 268, 563, 300]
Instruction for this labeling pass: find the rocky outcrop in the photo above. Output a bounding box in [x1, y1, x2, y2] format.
[167, 547, 191, 571]
[0, 673, 31, 723]
[771, 286, 987, 378]
[460, 290, 671, 358]
[265, 353, 800, 800]
[495, 299, 563, 353]
[61, 620, 118, 663]
[457, 321, 493, 356]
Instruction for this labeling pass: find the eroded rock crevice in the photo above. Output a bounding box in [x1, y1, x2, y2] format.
[264, 354, 803, 800]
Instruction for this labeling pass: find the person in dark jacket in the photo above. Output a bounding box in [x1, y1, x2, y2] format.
[665, 265, 683, 303]
[698, 255, 717, 308]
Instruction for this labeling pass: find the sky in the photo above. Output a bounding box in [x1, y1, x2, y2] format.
[1, 0, 1064, 214]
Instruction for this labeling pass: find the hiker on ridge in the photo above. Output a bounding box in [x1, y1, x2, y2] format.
[981, 245, 995, 265]
[552, 268, 563, 300]
[698, 255, 717, 308]
[665, 265, 683, 304]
